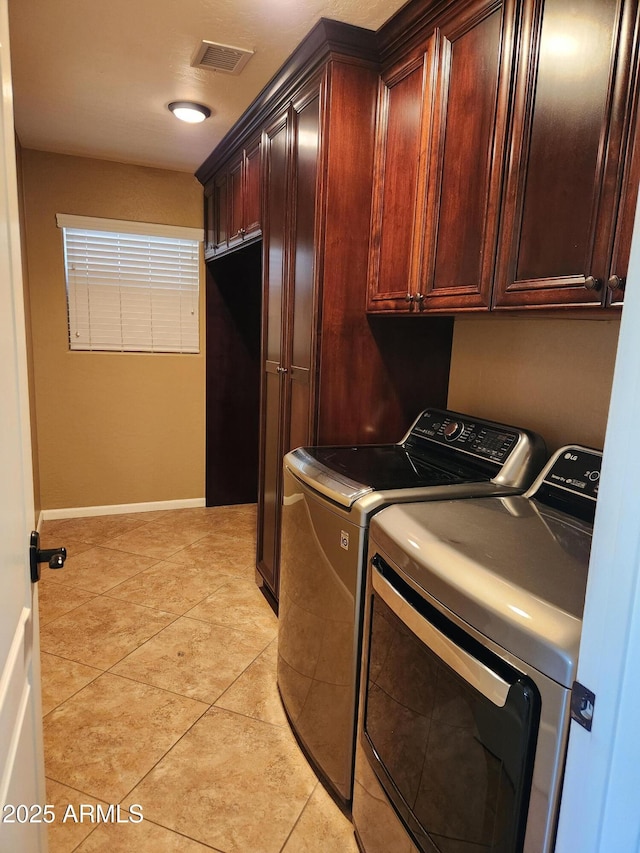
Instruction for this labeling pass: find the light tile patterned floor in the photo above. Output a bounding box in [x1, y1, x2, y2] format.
[39, 505, 358, 853]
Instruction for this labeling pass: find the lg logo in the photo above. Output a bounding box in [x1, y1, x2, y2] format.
[564, 452, 578, 461]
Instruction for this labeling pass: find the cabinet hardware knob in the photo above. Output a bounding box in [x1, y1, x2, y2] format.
[415, 293, 425, 304]
[607, 275, 626, 293]
[276, 366, 288, 374]
[404, 292, 414, 303]
[584, 276, 602, 292]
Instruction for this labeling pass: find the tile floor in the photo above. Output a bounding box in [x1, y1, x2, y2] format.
[39, 505, 358, 853]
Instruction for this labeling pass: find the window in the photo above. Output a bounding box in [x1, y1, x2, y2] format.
[57, 214, 203, 353]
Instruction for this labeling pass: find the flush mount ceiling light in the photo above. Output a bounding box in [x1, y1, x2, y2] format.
[168, 101, 211, 123]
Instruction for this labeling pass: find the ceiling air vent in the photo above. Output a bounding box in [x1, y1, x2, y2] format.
[192, 41, 254, 75]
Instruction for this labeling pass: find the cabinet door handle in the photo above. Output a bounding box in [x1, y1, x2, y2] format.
[276, 366, 288, 374]
[404, 292, 414, 303]
[415, 292, 425, 305]
[584, 275, 602, 291]
[608, 274, 626, 293]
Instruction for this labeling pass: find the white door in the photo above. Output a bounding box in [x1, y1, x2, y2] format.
[0, 0, 48, 849]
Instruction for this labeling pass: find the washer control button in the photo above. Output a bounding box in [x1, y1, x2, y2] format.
[443, 421, 464, 442]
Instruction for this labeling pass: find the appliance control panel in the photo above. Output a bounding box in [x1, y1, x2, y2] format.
[408, 409, 520, 465]
[530, 445, 602, 523]
[539, 446, 602, 502]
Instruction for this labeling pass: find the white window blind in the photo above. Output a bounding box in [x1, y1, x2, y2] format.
[57, 214, 203, 353]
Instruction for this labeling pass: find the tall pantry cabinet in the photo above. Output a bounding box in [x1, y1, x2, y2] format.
[259, 85, 322, 602]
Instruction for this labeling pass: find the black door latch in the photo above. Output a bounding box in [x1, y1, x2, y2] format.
[29, 530, 67, 583]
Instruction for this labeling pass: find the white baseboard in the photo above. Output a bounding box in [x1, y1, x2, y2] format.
[39, 497, 206, 522]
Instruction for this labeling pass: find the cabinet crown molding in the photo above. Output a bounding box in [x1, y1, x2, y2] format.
[195, 18, 378, 185]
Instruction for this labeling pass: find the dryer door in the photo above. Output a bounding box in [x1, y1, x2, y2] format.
[362, 555, 540, 852]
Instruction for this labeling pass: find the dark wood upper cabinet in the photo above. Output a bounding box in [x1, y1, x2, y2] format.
[203, 136, 262, 259]
[493, 0, 639, 309]
[368, 0, 639, 314]
[368, 0, 518, 313]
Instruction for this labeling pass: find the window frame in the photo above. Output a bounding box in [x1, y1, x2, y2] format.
[57, 214, 204, 354]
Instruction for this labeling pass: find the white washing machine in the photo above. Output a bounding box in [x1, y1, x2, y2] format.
[276, 407, 547, 806]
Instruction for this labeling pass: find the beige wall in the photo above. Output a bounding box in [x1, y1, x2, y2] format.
[21, 150, 205, 510]
[447, 314, 621, 453]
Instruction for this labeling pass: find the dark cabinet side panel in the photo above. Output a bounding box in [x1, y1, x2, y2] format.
[257, 114, 290, 601]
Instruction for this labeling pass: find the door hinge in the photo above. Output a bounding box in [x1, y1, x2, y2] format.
[570, 681, 596, 731]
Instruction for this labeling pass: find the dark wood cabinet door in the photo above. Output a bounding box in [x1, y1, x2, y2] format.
[367, 49, 433, 312]
[257, 90, 320, 603]
[244, 137, 262, 238]
[228, 156, 244, 249]
[212, 172, 228, 252]
[203, 182, 215, 259]
[607, 112, 640, 305]
[257, 111, 291, 602]
[605, 1, 640, 307]
[494, 0, 634, 308]
[288, 86, 320, 453]
[420, 0, 516, 311]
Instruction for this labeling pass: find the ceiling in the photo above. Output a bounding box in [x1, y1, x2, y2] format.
[8, 0, 407, 175]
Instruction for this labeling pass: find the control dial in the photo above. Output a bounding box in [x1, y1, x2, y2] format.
[443, 421, 464, 442]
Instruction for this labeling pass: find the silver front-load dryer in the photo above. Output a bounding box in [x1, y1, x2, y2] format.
[353, 445, 601, 853]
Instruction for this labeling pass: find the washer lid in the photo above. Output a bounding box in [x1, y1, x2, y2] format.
[285, 445, 486, 508]
[369, 496, 593, 687]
